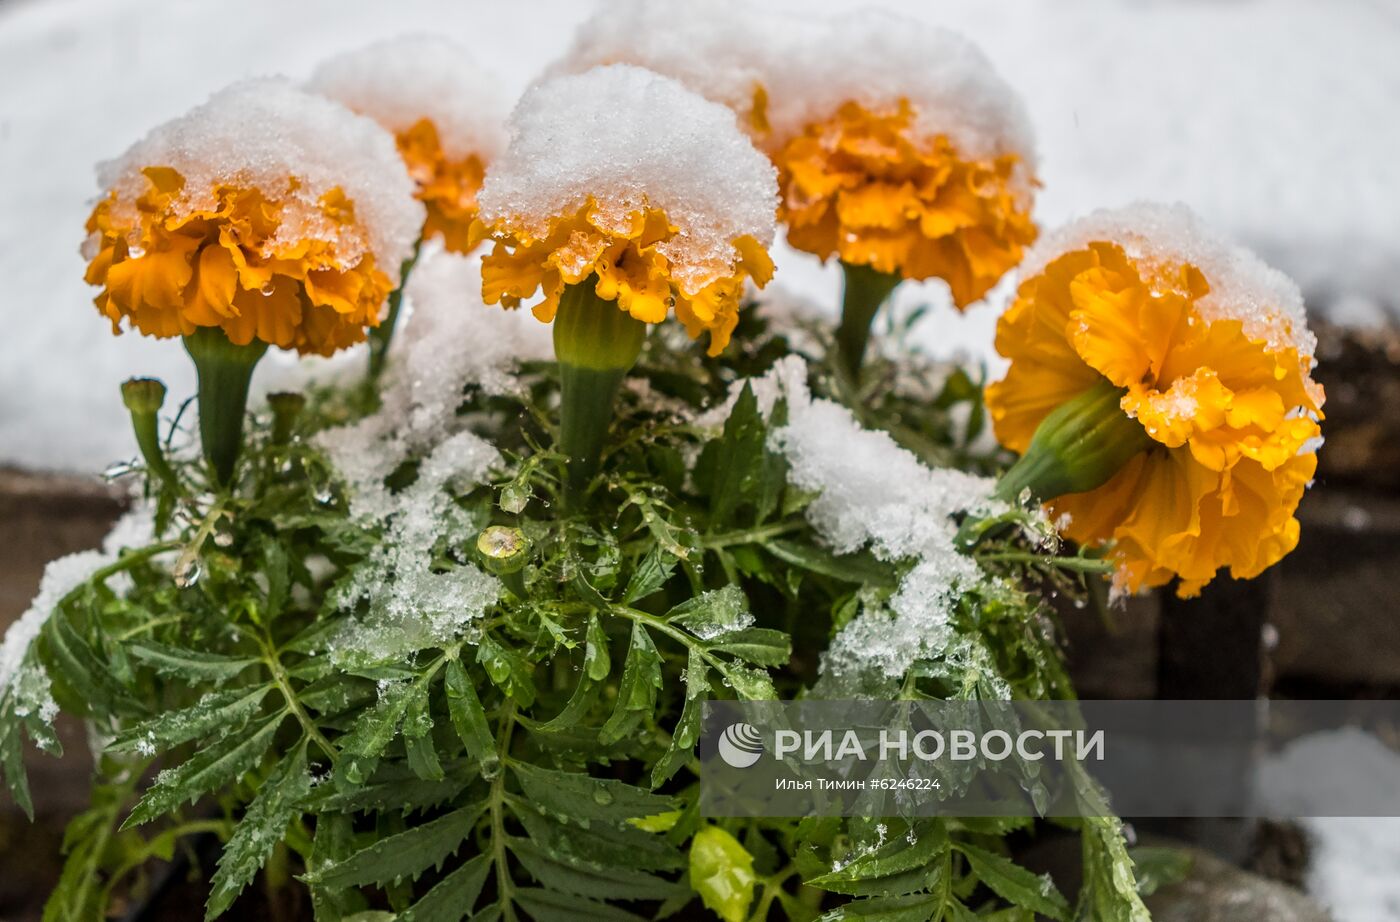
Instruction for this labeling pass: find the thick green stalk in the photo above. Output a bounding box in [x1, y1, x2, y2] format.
[367, 237, 424, 379]
[835, 260, 902, 377]
[183, 327, 268, 486]
[553, 282, 646, 500]
[994, 377, 1153, 503]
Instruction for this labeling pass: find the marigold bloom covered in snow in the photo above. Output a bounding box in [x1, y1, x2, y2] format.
[84, 80, 424, 356]
[473, 65, 778, 356]
[986, 204, 1325, 597]
[556, 3, 1037, 307]
[307, 37, 507, 254]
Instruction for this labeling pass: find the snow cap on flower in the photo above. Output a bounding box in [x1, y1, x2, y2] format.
[767, 10, 1038, 305]
[84, 78, 424, 355]
[474, 64, 778, 356]
[987, 202, 1325, 597]
[549, 0, 788, 135]
[307, 36, 508, 252]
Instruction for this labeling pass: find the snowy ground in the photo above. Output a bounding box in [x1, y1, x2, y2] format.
[1, 0, 1396, 472]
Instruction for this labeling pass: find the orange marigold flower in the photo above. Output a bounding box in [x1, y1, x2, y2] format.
[473, 65, 778, 357]
[83, 80, 423, 356]
[986, 205, 1325, 597]
[775, 99, 1036, 307]
[307, 37, 508, 254]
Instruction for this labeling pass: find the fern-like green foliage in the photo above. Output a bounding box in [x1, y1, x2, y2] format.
[0, 309, 1151, 920]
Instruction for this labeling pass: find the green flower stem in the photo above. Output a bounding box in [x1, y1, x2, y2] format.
[835, 260, 902, 377]
[993, 377, 1153, 503]
[120, 378, 179, 493]
[554, 282, 646, 500]
[183, 327, 268, 486]
[367, 236, 424, 380]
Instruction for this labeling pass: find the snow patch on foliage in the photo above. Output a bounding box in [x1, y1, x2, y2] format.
[317, 252, 550, 662]
[96, 78, 424, 280]
[307, 35, 508, 161]
[477, 64, 778, 296]
[0, 504, 156, 721]
[1025, 202, 1315, 360]
[713, 355, 1001, 684]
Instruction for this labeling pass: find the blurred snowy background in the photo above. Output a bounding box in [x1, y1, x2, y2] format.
[1, 0, 1397, 472]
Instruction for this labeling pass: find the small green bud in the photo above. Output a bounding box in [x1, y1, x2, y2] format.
[121, 377, 167, 415]
[994, 377, 1153, 504]
[477, 526, 530, 574]
[267, 391, 307, 445]
[477, 526, 530, 599]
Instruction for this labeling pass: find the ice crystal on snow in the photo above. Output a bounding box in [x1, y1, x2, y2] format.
[97, 78, 424, 280]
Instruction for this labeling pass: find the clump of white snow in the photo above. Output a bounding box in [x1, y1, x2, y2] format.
[1257, 728, 1400, 922]
[476, 64, 778, 296]
[95, 78, 424, 280]
[0, 504, 156, 720]
[706, 355, 1003, 684]
[306, 35, 508, 162]
[553, 0, 1035, 169]
[1024, 202, 1315, 360]
[317, 252, 551, 662]
[548, 0, 792, 135]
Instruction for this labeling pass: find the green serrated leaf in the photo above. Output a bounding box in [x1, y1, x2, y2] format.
[307, 760, 476, 815]
[508, 836, 683, 901]
[622, 545, 677, 605]
[398, 854, 492, 922]
[108, 685, 272, 754]
[1, 711, 33, 819]
[808, 824, 948, 897]
[513, 801, 683, 872]
[1127, 846, 1193, 897]
[818, 892, 943, 922]
[476, 635, 536, 706]
[41, 616, 143, 717]
[127, 641, 260, 685]
[513, 886, 647, 922]
[766, 540, 896, 589]
[652, 648, 707, 788]
[206, 743, 311, 918]
[509, 761, 673, 827]
[599, 622, 662, 744]
[690, 826, 756, 922]
[709, 628, 791, 667]
[123, 711, 284, 828]
[667, 585, 750, 640]
[309, 802, 483, 889]
[444, 659, 498, 778]
[337, 679, 415, 761]
[704, 383, 769, 529]
[955, 842, 1069, 921]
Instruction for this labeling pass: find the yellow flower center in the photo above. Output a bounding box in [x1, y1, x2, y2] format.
[84, 167, 393, 356]
[774, 99, 1036, 307]
[474, 199, 774, 357]
[987, 241, 1325, 597]
[395, 118, 487, 254]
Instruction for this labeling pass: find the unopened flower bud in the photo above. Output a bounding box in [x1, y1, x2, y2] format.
[477, 526, 530, 600]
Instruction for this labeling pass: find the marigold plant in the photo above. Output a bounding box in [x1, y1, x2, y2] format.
[986, 204, 1324, 596]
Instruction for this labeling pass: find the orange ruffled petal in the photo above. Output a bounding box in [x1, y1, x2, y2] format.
[986, 241, 1324, 597]
[774, 99, 1036, 307]
[84, 168, 393, 356]
[477, 199, 771, 356]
